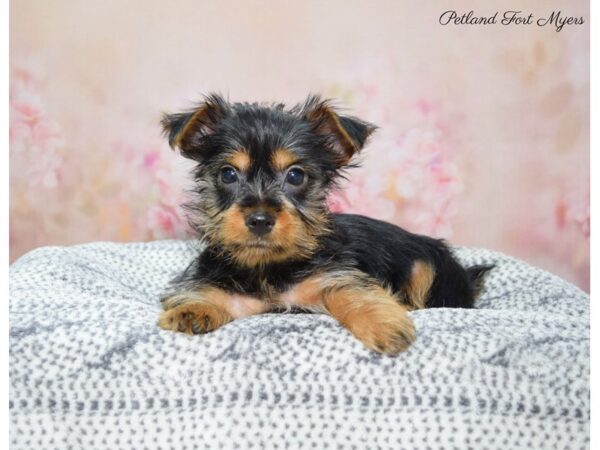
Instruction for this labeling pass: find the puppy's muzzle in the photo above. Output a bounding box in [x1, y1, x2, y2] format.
[245, 211, 275, 236]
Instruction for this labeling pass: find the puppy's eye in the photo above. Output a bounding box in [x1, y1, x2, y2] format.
[221, 166, 238, 184]
[285, 167, 305, 186]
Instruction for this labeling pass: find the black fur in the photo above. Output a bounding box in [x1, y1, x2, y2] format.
[173, 213, 492, 308]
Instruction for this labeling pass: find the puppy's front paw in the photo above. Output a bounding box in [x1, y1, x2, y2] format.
[326, 285, 416, 355]
[158, 303, 231, 335]
[355, 310, 416, 355]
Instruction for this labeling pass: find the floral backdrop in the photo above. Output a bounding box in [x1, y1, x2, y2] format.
[10, 0, 589, 290]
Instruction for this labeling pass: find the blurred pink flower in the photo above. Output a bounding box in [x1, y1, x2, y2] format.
[143, 150, 160, 169]
[562, 182, 590, 238]
[10, 64, 65, 190]
[145, 204, 188, 239]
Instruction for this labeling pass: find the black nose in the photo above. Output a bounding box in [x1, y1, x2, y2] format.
[245, 212, 275, 236]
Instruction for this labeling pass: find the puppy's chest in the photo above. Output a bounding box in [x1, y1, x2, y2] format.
[224, 276, 324, 319]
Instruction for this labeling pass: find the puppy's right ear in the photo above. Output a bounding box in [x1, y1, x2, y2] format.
[300, 95, 377, 166]
[161, 93, 228, 157]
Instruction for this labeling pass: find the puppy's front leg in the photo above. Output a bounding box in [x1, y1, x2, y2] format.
[158, 287, 234, 335]
[321, 271, 416, 355]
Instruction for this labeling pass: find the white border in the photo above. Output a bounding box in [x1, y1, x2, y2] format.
[1, 0, 10, 443]
[589, 0, 597, 446]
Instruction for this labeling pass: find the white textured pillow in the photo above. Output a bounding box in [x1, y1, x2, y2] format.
[9, 240, 590, 449]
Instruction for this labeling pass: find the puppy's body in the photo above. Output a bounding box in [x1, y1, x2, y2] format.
[158, 94, 492, 355]
[172, 213, 484, 309]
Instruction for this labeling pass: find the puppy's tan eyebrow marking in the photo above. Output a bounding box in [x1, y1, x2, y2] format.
[226, 149, 251, 171]
[271, 148, 298, 171]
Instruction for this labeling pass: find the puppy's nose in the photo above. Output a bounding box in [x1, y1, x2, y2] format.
[245, 212, 275, 236]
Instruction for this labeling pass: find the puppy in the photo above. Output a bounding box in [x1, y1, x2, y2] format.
[158, 94, 492, 355]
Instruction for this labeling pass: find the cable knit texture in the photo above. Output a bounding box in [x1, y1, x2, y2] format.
[9, 240, 590, 449]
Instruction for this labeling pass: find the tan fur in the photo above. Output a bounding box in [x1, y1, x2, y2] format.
[160, 271, 416, 353]
[159, 302, 231, 335]
[269, 206, 316, 256]
[159, 287, 270, 334]
[279, 270, 416, 354]
[174, 105, 209, 149]
[322, 110, 357, 161]
[159, 287, 233, 334]
[270, 148, 298, 171]
[220, 204, 251, 245]
[219, 200, 319, 268]
[306, 105, 374, 163]
[279, 276, 325, 308]
[403, 260, 436, 310]
[226, 149, 251, 172]
[323, 274, 416, 355]
[225, 293, 270, 319]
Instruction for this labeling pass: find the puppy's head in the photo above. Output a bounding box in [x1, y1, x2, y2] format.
[162, 94, 376, 267]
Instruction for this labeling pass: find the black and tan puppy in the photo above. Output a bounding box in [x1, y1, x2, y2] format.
[158, 94, 492, 355]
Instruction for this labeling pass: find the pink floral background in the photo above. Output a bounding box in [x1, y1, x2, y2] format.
[10, 0, 589, 290]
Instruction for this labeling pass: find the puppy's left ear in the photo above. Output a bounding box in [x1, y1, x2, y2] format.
[161, 93, 228, 158]
[301, 96, 377, 164]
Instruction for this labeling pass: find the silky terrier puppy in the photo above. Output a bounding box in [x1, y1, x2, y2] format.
[158, 94, 492, 355]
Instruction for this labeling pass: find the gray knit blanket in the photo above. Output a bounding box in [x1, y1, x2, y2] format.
[9, 240, 589, 449]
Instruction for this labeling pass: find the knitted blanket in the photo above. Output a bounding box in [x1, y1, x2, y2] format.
[9, 240, 590, 449]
